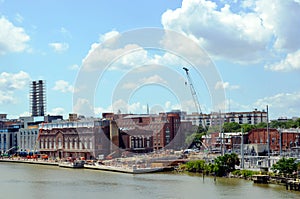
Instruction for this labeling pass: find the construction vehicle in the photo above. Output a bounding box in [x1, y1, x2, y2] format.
[106, 151, 116, 160]
[2, 146, 17, 157]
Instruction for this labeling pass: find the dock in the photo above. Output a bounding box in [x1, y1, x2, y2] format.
[84, 164, 164, 174]
[252, 175, 269, 184]
[0, 158, 168, 174]
[285, 180, 300, 191]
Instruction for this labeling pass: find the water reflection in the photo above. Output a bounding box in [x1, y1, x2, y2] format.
[0, 163, 299, 199]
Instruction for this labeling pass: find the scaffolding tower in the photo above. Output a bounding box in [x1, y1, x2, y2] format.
[30, 80, 46, 117]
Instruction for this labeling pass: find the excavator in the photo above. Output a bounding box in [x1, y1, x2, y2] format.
[2, 146, 17, 158]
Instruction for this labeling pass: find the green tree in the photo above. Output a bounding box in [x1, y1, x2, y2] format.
[255, 122, 267, 129]
[241, 124, 255, 133]
[214, 153, 240, 176]
[271, 157, 298, 176]
[223, 122, 241, 132]
[185, 160, 207, 173]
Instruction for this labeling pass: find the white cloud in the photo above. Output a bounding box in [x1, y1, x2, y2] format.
[73, 98, 94, 116]
[253, 92, 300, 118]
[49, 42, 69, 52]
[81, 30, 154, 72]
[255, 0, 300, 51]
[0, 71, 31, 90]
[122, 75, 168, 90]
[161, 0, 272, 63]
[53, 80, 74, 93]
[0, 71, 31, 104]
[49, 107, 65, 115]
[215, 81, 240, 90]
[68, 64, 80, 70]
[99, 30, 120, 43]
[161, 0, 300, 68]
[0, 91, 15, 104]
[265, 50, 300, 72]
[82, 42, 145, 71]
[0, 16, 30, 55]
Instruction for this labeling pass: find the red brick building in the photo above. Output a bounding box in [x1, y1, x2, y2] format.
[242, 128, 300, 153]
[104, 112, 185, 153]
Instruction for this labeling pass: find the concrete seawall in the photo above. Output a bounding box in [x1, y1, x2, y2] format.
[0, 158, 58, 166]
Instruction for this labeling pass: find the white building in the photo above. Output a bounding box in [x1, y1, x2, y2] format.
[184, 109, 267, 127]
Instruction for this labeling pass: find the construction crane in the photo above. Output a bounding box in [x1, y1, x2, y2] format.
[183, 67, 202, 115]
[183, 67, 209, 151]
[30, 122, 44, 159]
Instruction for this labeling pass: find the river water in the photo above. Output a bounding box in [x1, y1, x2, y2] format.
[0, 162, 299, 199]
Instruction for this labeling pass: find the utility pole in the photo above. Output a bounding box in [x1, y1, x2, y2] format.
[241, 128, 244, 169]
[279, 128, 282, 156]
[267, 105, 270, 168]
[219, 110, 224, 156]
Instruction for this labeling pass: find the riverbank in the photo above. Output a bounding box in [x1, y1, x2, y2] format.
[0, 158, 58, 166]
[0, 158, 169, 174]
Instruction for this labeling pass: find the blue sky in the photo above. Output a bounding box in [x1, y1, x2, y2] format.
[0, 0, 300, 120]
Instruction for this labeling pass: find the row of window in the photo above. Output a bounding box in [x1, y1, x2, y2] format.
[40, 138, 94, 150]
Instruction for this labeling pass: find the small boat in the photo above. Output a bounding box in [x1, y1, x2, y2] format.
[59, 160, 85, 169]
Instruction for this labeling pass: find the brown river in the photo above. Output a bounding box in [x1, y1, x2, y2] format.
[0, 162, 299, 199]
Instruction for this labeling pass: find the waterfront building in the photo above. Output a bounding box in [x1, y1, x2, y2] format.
[0, 116, 21, 154]
[228, 128, 300, 155]
[247, 128, 300, 154]
[37, 117, 118, 160]
[104, 112, 189, 153]
[18, 115, 63, 154]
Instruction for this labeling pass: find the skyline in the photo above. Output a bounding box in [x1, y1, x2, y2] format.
[1, 0, 300, 120]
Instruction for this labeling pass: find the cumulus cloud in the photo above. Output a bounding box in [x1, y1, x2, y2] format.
[0, 91, 15, 104]
[215, 81, 240, 90]
[49, 107, 66, 115]
[53, 80, 74, 93]
[255, 0, 300, 51]
[49, 42, 69, 52]
[253, 92, 300, 118]
[73, 98, 94, 116]
[0, 71, 31, 104]
[162, 0, 272, 63]
[122, 75, 168, 90]
[265, 50, 300, 72]
[0, 16, 30, 55]
[0, 71, 30, 90]
[161, 0, 300, 68]
[68, 64, 80, 70]
[82, 41, 145, 71]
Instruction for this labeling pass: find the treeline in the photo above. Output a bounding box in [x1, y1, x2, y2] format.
[179, 154, 300, 178]
[178, 153, 240, 177]
[185, 118, 300, 149]
[223, 117, 300, 133]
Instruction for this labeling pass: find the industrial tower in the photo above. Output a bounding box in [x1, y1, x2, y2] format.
[30, 80, 46, 117]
